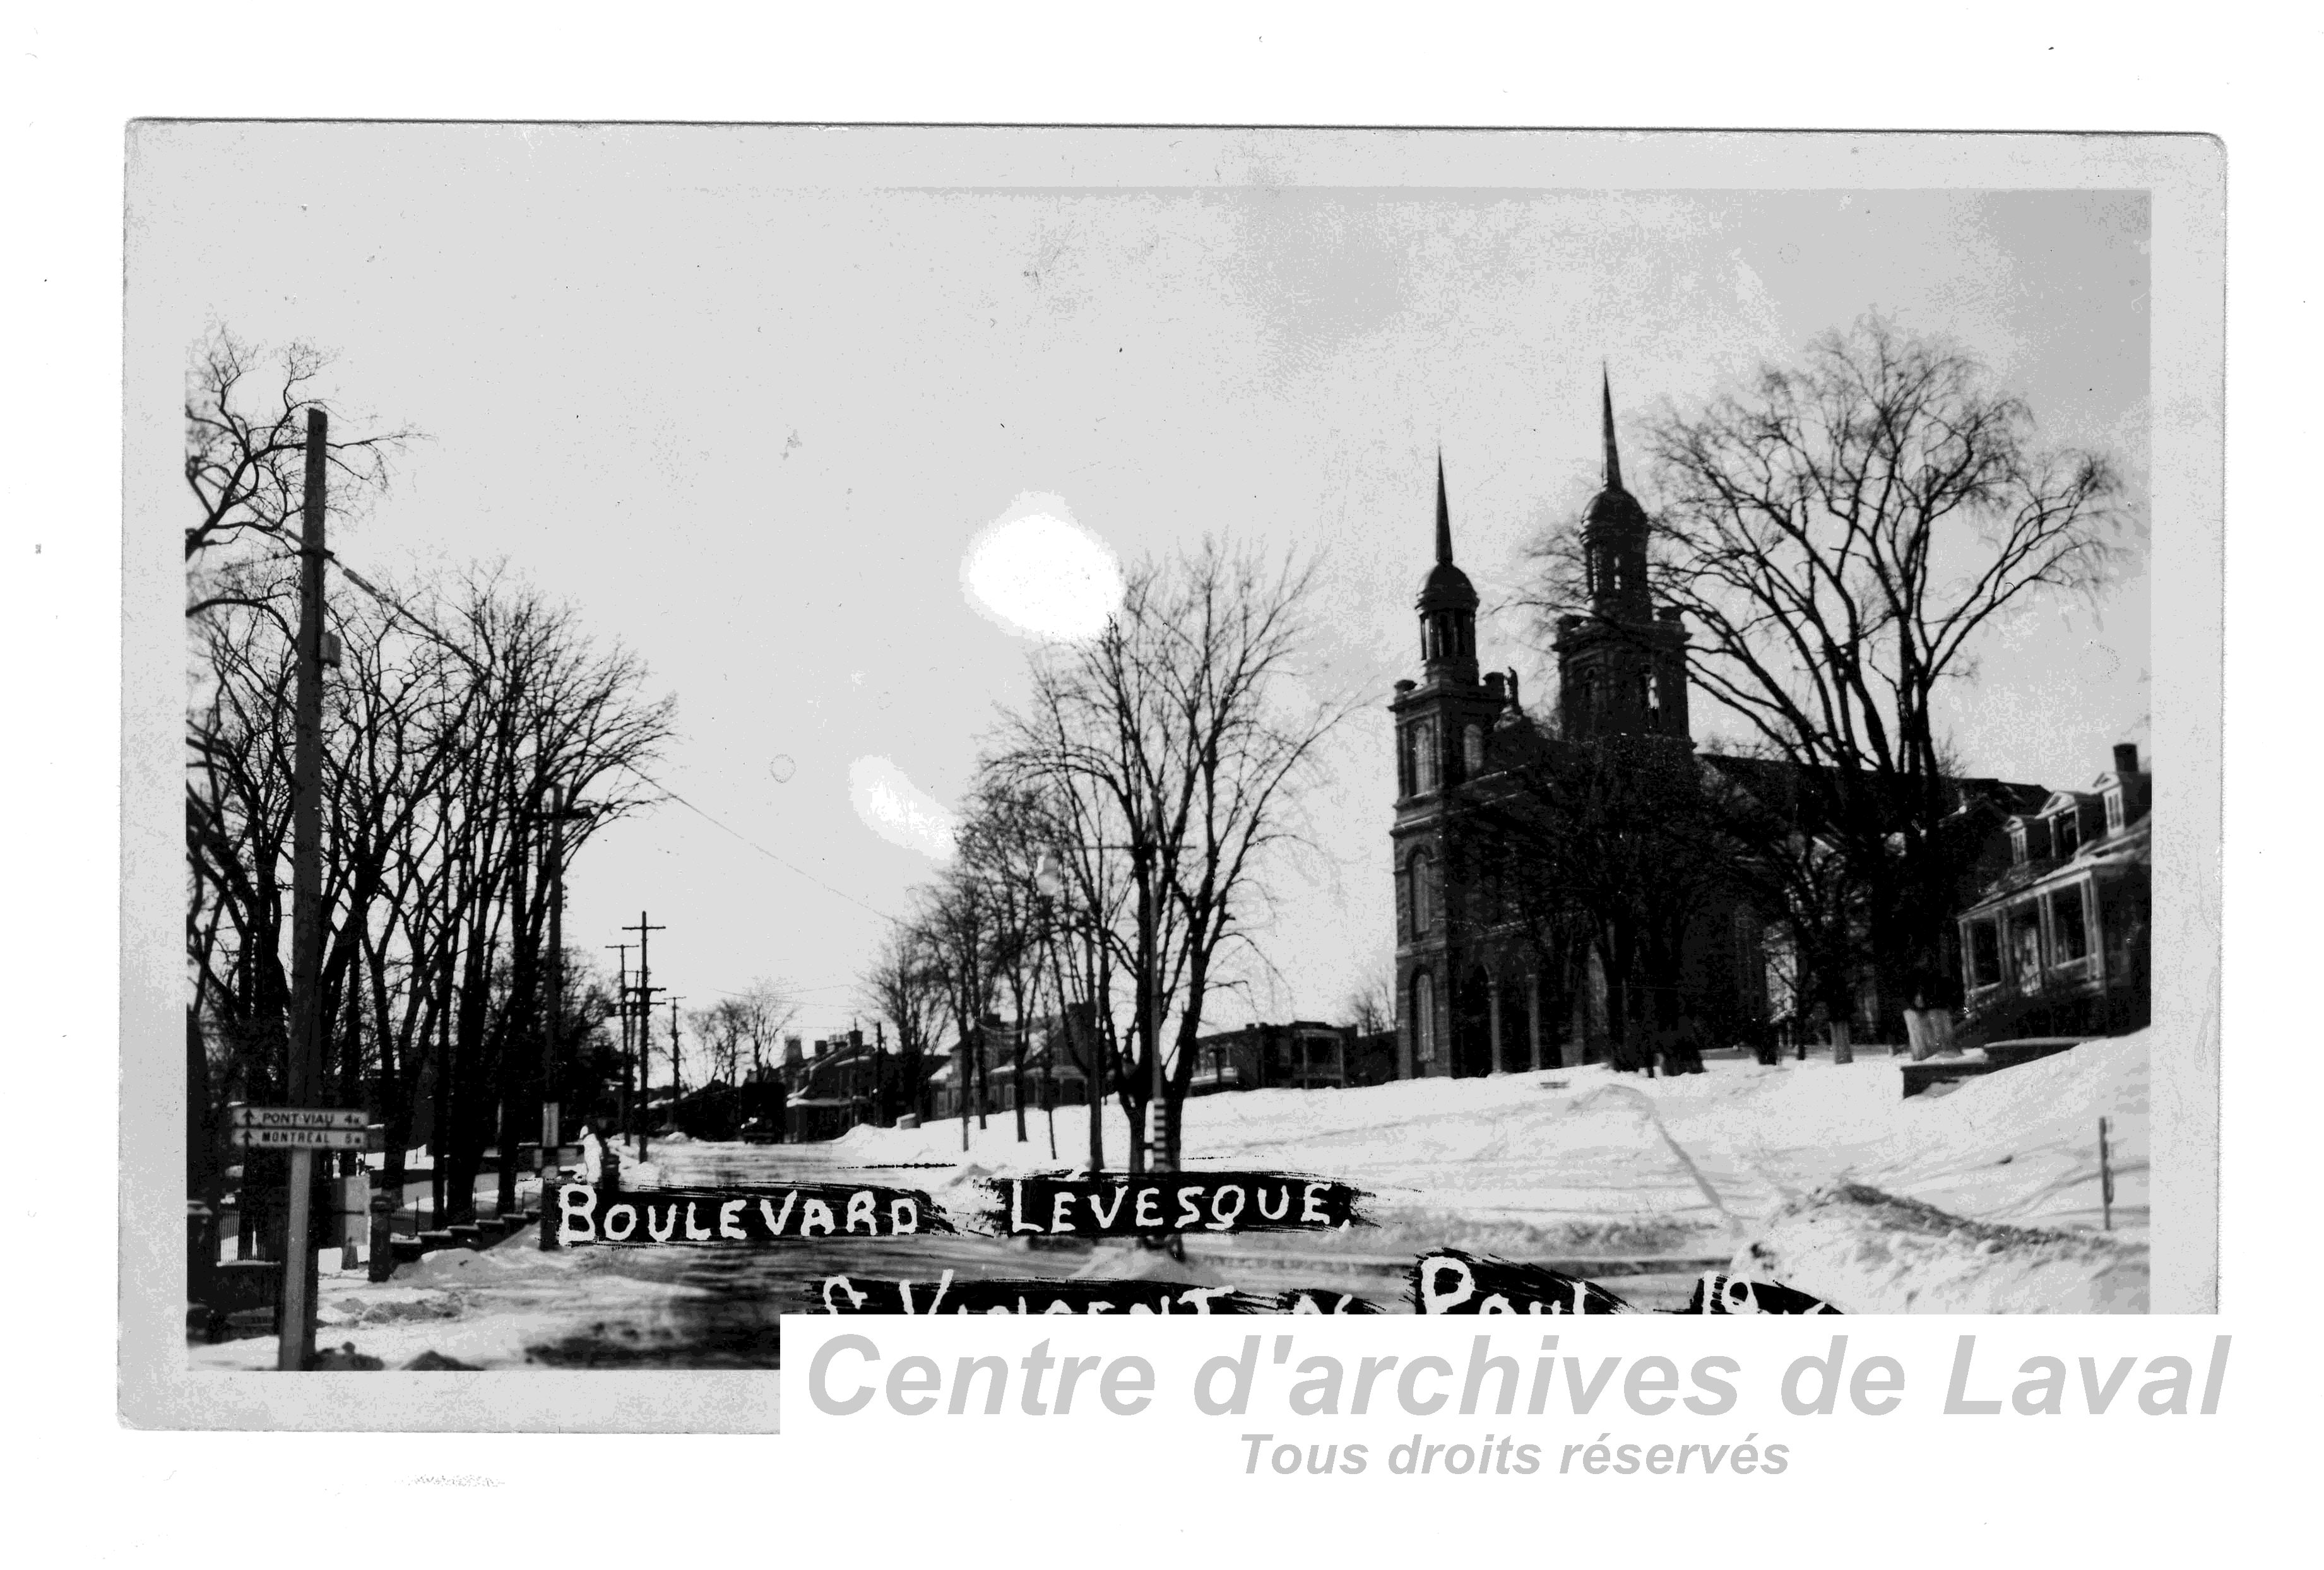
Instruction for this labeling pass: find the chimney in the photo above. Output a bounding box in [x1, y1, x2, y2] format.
[848, 1027, 863, 1053]
[812, 1038, 826, 1059]
[2113, 742, 2140, 777]
[783, 1036, 803, 1066]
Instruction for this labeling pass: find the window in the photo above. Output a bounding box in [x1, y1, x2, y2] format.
[1731, 904, 1761, 996]
[2053, 811, 2079, 861]
[2010, 907, 2044, 991]
[1413, 972, 1437, 1065]
[1409, 851, 1435, 935]
[2051, 887, 2089, 962]
[1463, 724, 1485, 775]
[1412, 722, 1440, 793]
[2105, 789, 2125, 833]
[1646, 671, 1663, 726]
[1969, 921, 2001, 987]
[1401, 722, 1440, 796]
[2009, 824, 2028, 866]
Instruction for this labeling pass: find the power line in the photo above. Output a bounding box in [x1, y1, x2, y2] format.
[656, 786, 906, 927]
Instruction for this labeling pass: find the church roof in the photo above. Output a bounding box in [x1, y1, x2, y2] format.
[1417, 452, 1479, 610]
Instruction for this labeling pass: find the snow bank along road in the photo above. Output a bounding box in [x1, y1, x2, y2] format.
[188, 1033, 2149, 1367]
[839, 1032, 2150, 1247]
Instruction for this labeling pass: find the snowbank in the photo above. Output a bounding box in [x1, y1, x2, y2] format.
[820, 1031, 2151, 1312]
[1744, 1184, 2149, 1313]
[823, 1032, 2147, 1251]
[188, 1225, 720, 1371]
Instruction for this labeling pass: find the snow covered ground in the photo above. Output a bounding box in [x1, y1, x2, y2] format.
[844, 1033, 2147, 1237]
[188, 1222, 727, 1371]
[189, 1033, 2152, 1364]
[840, 1030, 2150, 1309]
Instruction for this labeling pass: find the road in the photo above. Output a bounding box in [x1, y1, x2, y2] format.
[508, 1141, 1710, 1368]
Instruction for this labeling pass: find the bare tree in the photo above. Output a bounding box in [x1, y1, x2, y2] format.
[1469, 737, 1739, 1070]
[730, 980, 801, 1080]
[688, 1003, 745, 1089]
[858, 927, 944, 1124]
[993, 540, 1360, 1171]
[1341, 968, 1396, 1036]
[184, 327, 412, 616]
[1524, 316, 2123, 1026]
[187, 553, 675, 1229]
[953, 782, 1054, 1142]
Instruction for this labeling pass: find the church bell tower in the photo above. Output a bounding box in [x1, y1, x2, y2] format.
[1554, 373, 1690, 745]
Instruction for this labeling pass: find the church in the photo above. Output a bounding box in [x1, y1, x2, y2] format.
[1389, 377, 1744, 1078]
[1389, 379, 2064, 1079]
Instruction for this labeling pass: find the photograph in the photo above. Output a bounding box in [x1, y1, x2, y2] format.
[126, 126, 2209, 1408]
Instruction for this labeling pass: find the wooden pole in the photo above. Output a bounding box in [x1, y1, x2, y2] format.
[539, 785, 567, 1249]
[624, 912, 663, 1161]
[2099, 1116, 2114, 1231]
[278, 408, 328, 1371]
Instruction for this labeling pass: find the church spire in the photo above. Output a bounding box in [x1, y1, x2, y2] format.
[1434, 450, 1454, 565]
[1601, 365, 1624, 492]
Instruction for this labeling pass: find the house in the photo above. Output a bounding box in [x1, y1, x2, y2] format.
[774, 1029, 899, 1142]
[924, 1010, 1105, 1123]
[1187, 1021, 1361, 1095]
[1955, 743, 2152, 1043]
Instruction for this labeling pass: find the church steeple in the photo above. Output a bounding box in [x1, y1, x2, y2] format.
[1560, 371, 1692, 747]
[1601, 367, 1623, 492]
[1416, 454, 1479, 679]
[1582, 372, 1651, 618]
[1435, 450, 1454, 565]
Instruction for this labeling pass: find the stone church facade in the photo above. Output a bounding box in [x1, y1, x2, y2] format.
[1390, 381, 1766, 1078]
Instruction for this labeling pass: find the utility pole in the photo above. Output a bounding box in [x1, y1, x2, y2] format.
[1139, 848, 1168, 1176]
[538, 786, 588, 1250]
[622, 912, 663, 1161]
[279, 408, 328, 1372]
[665, 997, 687, 1106]
[604, 942, 631, 1151]
[497, 791, 531, 1220]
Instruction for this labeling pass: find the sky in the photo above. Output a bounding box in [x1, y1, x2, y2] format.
[134, 127, 2152, 1049]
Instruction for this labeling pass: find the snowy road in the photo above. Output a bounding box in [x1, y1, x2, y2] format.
[189, 1037, 2149, 1369]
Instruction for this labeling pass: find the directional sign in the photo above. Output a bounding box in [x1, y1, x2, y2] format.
[229, 1106, 367, 1132]
[230, 1126, 373, 1151]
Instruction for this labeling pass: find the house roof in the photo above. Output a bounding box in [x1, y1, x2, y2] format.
[1960, 817, 2152, 914]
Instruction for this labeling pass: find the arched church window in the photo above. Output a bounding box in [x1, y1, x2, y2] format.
[1413, 723, 1440, 794]
[1646, 671, 1664, 725]
[1409, 851, 1435, 935]
[1463, 724, 1485, 775]
[1413, 972, 1437, 1065]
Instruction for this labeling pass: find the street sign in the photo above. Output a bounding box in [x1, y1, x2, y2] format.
[229, 1106, 367, 1131]
[226, 1106, 373, 1150]
[230, 1125, 372, 1151]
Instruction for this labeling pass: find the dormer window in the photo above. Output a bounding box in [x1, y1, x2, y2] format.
[2054, 811, 2080, 861]
[2010, 823, 2028, 866]
[2105, 789, 2125, 834]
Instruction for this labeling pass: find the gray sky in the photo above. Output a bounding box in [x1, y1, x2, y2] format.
[138, 127, 2150, 1046]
